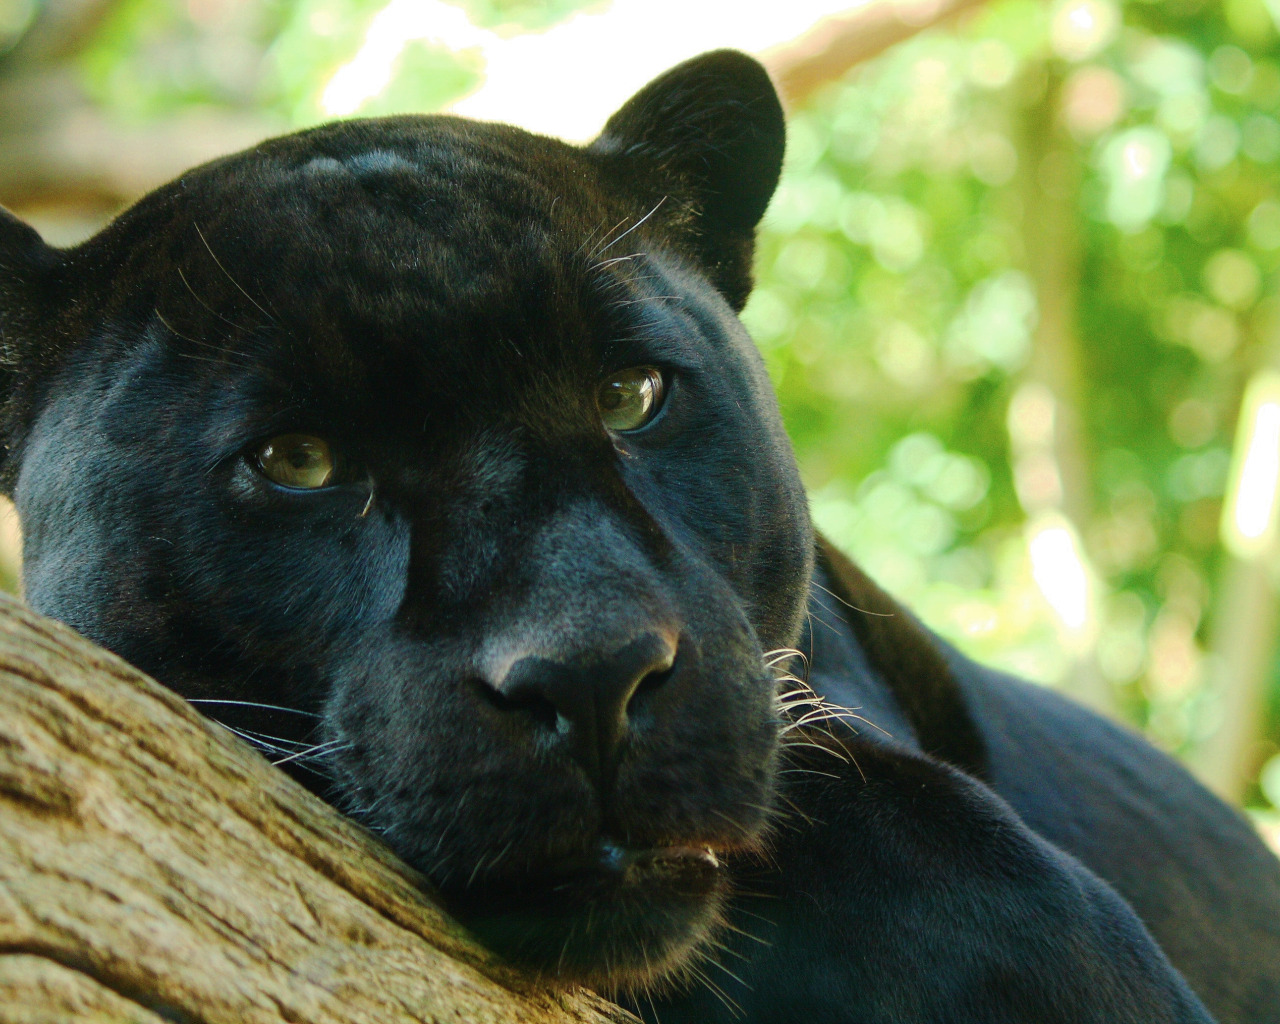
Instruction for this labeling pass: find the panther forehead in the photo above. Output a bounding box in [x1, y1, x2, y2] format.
[67, 128, 610, 379]
[67, 116, 625, 326]
[298, 149, 418, 179]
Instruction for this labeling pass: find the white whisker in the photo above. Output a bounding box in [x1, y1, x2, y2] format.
[188, 698, 321, 718]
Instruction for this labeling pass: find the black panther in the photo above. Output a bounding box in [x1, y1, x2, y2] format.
[0, 49, 1277, 1023]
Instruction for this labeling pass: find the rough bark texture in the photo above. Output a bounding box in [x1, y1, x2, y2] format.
[0, 594, 637, 1024]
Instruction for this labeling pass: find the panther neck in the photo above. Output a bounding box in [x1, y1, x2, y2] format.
[797, 537, 987, 777]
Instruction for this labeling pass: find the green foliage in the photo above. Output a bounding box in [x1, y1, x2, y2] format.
[0, 0, 37, 54]
[459, 0, 606, 32]
[75, 0, 595, 125]
[79, 0, 277, 118]
[743, 0, 1280, 799]
[268, 0, 398, 123]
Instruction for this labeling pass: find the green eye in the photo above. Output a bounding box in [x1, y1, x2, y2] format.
[255, 434, 335, 489]
[596, 367, 664, 432]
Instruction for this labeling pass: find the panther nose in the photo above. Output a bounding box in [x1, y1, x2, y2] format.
[494, 632, 677, 783]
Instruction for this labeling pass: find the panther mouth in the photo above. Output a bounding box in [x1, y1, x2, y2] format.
[465, 838, 724, 901]
[442, 839, 729, 991]
[592, 840, 721, 881]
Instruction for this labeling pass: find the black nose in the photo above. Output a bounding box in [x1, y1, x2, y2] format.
[495, 632, 677, 784]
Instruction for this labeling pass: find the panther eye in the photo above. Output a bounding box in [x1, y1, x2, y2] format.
[596, 367, 664, 432]
[255, 434, 335, 489]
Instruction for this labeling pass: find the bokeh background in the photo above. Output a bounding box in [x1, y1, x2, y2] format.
[1, 0, 1278, 850]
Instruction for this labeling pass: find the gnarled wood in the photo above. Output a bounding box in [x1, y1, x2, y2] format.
[0, 594, 637, 1024]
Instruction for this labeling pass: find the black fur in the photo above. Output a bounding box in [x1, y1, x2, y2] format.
[0, 50, 1276, 1022]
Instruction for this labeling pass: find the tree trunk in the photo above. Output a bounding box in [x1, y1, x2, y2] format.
[0, 594, 637, 1024]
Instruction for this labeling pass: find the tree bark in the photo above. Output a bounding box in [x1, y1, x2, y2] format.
[0, 594, 637, 1024]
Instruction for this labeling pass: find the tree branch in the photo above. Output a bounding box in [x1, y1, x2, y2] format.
[0, 594, 636, 1023]
[763, 0, 992, 107]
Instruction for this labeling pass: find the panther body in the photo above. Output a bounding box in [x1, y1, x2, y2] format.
[0, 51, 1277, 1023]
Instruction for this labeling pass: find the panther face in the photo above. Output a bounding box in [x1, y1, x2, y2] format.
[0, 51, 811, 990]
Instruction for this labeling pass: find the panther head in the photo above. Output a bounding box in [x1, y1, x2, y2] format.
[0, 50, 813, 992]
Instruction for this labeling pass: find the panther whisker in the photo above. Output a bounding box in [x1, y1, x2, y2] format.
[732, 800, 777, 818]
[804, 607, 843, 640]
[774, 688, 825, 707]
[731, 904, 783, 930]
[231, 728, 313, 750]
[153, 310, 212, 352]
[763, 648, 807, 670]
[787, 735, 868, 784]
[153, 311, 259, 375]
[773, 670, 891, 741]
[789, 707, 887, 737]
[601, 268, 667, 296]
[590, 252, 642, 272]
[214, 723, 300, 758]
[422, 791, 475, 868]
[779, 715, 841, 736]
[717, 918, 772, 948]
[608, 294, 681, 308]
[575, 223, 600, 254]
[271, 739, 349, 767]
[172, 351, 237, 369]
[720, 887, 782, 906]
[594, 196, 666, 257]
[773, 686, 834, 711]
[556, 917, 578, 976]
[777, 675, 872, 782]
[778, 700, 849, 723]
[703, 938, 752, 968]
[188, 699, 322, 718]
[176, 266, 254, 333]
[466, 852, 491, 889]
[708, 807, 761, 843]
[216, 726, 341, 783]
[776, 703, 830, 721]
[778, 737, 850, 764]
[811, 580, 895, 618]
[584, 213, 631, 257]
[642, 987, 664, 1024]
[423, 851, 458, 887]
[685, 959, 741, 1017]
[488, 837, 517, 877]
[749, 810, 797, 847]
[776, 766, 842, 781]
[194, 222, 279, 326]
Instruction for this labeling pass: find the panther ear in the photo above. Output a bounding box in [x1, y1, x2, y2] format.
[0, 206, 60, 492]
[0, 205, 58, 326]
[0, 205, 52, 268]
[589, 49, 785, 311]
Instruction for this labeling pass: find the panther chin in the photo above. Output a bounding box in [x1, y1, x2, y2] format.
[440, 840, 729, 992]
